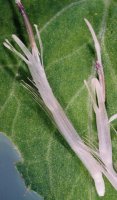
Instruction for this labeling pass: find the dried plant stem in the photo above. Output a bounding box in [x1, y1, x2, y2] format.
[84, 19, 117, 176]
[4, 0, 106, 196]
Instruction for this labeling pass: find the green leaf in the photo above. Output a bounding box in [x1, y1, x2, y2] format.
[0, 0, 117, 199]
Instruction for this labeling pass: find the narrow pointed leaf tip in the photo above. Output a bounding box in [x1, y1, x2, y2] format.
[84, 18, 101, 64]
[84, 18, 105, 101]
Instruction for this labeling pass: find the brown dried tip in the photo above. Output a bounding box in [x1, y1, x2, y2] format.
[15, 0, 36, 49]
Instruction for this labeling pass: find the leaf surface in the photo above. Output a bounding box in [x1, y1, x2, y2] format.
[0, 0, 117, 199]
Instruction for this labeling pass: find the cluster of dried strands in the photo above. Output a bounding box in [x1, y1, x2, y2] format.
[4, 0, 117, 197]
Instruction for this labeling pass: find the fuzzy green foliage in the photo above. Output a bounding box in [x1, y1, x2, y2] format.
[0, 0, 117, 199]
